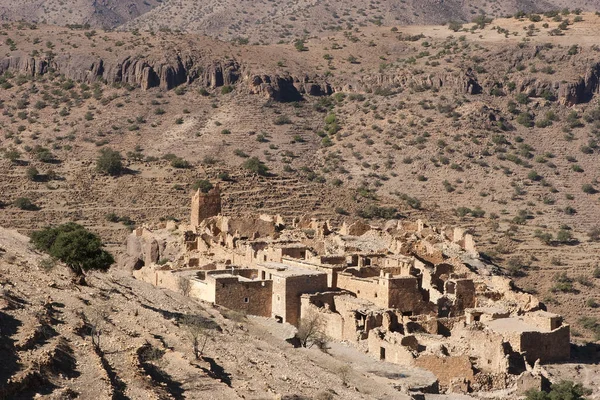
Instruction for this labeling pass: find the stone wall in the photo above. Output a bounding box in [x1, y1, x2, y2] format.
[300, 294, 344, 340]
[336, 273, 386, 307]
[388, 276, 423, 313]
[414, 355, 474, 388]
[214, 278, 272, 317]
[367, 330, 416, 365]
[190, 187, 222, 228]
[518, 325, 571, 363]
[270, 272, 328, 326]
[187, 278, 212, 302]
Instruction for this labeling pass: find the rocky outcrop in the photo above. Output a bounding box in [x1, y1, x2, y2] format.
[247, 73, 331, 102]
[557, 62, 600, 105]
[358, 69, 482, 96]
[0, 52, 330, 102]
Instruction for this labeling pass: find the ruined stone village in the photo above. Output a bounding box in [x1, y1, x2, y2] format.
[123, 186, 571, 396]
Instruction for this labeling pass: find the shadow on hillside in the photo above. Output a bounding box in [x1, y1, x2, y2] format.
[569, 342, 600, 364]
[0, 311, 21, 387]
[201, 356, 231, 387]
[139, 304, 220, 331]
[140, 361, 184, 400]
[121, 167, 140, 176]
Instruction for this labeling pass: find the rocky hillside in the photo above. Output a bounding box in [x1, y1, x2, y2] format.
[0, 0, 599, 42]
[1, 226, 430, 399]
[1, 15, 600, 343]
[122, 0, 600, 43]
[0, 0, 161, 29]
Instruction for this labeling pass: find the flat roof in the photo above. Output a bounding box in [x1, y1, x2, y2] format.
[281, 257, 343, 270]
[465, 307, 508, 315]
[485, 317, 550, 333]
[209, 273, 255, 282]
[258, 262, 326, 277]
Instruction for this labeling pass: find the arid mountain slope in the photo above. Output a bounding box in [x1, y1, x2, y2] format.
[0, 16, 600, 340]
[122, 0, 600, 42]
[0, 0, 161, 29]
[0, 0, 599, 41]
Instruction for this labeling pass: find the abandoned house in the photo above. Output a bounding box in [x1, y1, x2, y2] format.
[125, 187, 571, 395]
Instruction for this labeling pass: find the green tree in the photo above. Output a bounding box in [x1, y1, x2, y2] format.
[30, 223, 114, 277]
[294, 38, 307, 51]
[14, 197, 38, 211]
[192, 179, 213, 193]
[243, 157, 269, 176]
[525, 380, 590, 400]
[96, 148, 123, 176]
[26, 166, 39, 181]
[5, 148, 20, 163]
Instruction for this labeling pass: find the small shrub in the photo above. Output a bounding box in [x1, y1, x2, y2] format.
[588, 226, 600, 242]
[96, 148, 123, 176]
[26, 167, 39, 181]
[525, 380, 590, 400]
[555, 229, 574, 244]
[274, 115, 292, 125]
[586, 298, 599, 308]
[517, 112, 534, 127]
[14, 197, 39, 211]
[243, 157, 269, 176]
[191, 180, 213, 193]
[582, 184, 597, 194]
[170, 158, 191, 169]
[357, 205, 398, 219]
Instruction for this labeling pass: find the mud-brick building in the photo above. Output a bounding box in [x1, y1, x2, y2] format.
[192, 269, 273, 317]
[481, 310, 570, 363]
[257, 262, 328, 326]
[336, 268, 425, 314]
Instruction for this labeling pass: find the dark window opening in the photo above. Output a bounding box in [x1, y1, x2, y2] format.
[380, 347, 386, 360]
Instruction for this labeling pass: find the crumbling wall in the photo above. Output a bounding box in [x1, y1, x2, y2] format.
[453, 279, 476, 311]
[464, 328, 511, 374]
[367, 329, 416, 364]
[415, 355, 474, 388]
[340, 220, 371, 236]
[336, 273, 387, 307]
[300, 294, 344, 340]
[133, 266, 180, 292]
[191, 187, 222, 228]
[214, 279, 272, 317]
[518, 325, 570, 363]
[387, 276, 423, 313]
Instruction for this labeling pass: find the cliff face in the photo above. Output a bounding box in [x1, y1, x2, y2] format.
[557, 62, 600, 105]
[0, 52, 331, 102]
[0, 50, 597, 105]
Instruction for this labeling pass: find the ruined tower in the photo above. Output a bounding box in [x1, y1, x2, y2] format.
[190, 185, 221, 228]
